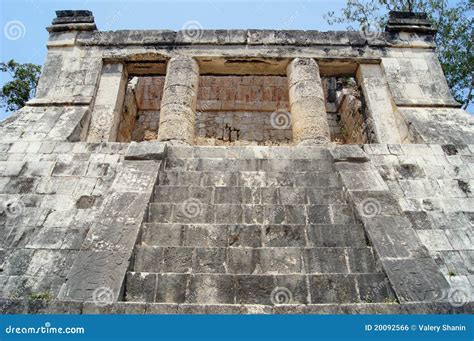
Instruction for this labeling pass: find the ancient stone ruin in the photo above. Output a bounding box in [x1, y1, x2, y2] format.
[0, 10, 472, 314]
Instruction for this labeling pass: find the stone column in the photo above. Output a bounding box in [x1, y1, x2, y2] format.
[356, 64, 404, 143]
[87, 63, 127, 142]
[158, 56, 199, 144]
[286, 58, 330, 145]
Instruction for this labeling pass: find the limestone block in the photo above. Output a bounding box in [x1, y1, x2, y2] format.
[60, 250, 130, 301]
[330, 145, 369, 163]
[111, 161, 161, 193]
[125, 141, 167, 160]
[382, 258, 450, 302]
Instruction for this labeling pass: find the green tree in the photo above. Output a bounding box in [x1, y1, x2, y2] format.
[325, 0, 473, 109]
[0, 60, 41, 112]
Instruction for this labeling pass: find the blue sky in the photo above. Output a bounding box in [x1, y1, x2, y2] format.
[0, 0, 471, 120]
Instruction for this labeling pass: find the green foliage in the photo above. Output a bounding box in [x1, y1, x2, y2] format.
[0, 60, 41, 112]
[29, 292, 54, 300]
[325, 0, 474, 109]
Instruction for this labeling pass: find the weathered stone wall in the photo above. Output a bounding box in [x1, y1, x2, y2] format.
[196, 111, 292, 145]
[365, 144, 473, 297]
[330, 144, 473, 305]
[0, 138, 162, 302]
[195, 75, 291, 145]
[0, 10, 473, 313]
[381, 52, 458, 107]
[197, 75, 288, 112]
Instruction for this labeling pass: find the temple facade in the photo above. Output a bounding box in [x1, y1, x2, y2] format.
[0, 10, 472, 313]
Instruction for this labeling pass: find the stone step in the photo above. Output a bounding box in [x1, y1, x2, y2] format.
[132, 245, 379, 275]
[165, 158, 334, 172]
[153, 186, 348, 205]
[158, 171, 341, 187]
[125, 272, 395, 304]
[167, 146, 330, 160]
[141, 223, 369, 248]
[148, 203, 356, 225]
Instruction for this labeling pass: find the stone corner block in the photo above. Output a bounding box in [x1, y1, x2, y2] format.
[330, 145, 370, 163]
[125, 141, 167, 161]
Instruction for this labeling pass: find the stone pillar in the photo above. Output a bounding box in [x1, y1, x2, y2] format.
[87, 63, 128, 142]
[158, 56, 199, 144]
[356, 64, 404, 143]
[286, 58, 330, 145]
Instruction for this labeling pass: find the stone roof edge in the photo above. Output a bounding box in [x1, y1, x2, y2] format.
[70, 29, 435, 49]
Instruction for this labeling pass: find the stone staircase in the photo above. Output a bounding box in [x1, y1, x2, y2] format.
[124, 146, 395, 306]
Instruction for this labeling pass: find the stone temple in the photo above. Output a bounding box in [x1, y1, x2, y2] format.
[0, 10, 473, 314]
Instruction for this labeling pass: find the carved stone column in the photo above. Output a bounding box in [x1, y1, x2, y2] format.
[356, 64, 403, 143]
[158, 56, 199, 144]
[286, 58, 330, 145]
[87, 63, 128, 142]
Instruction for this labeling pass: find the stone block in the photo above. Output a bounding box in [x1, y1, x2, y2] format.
[263, 225, 306, 247]
[155, 274, 189, 303]
[364, 216, 428, 259]
[194, 248, 226, 273]
[304, 248, 348, 274]
[227, 248, 260, 274]
[382, 258, 450, 302]
[125, 141, 166, 160]
[163, 247, 193, 273]
[125, 272, 156, 302]
[185, 224, 228, 247]
[330, 145, 369, 163]
[188, 274, 235, 304]
[236, 275, 273, 305]
[309, 274, 358, 303]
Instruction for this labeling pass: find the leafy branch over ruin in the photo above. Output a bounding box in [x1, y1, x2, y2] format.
[325, 0, 473, 109]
